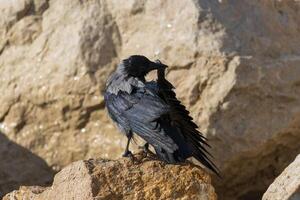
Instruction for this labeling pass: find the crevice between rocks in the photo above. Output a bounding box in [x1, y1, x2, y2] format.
[214, 124, 300, 200]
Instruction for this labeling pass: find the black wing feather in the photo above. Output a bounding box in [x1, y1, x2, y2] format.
[105, 87, 178, 153]
[105, 68, 219, 176]
[157, 69, 220, 176]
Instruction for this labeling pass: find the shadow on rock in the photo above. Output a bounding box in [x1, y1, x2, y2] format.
[0, 132, 54, 198]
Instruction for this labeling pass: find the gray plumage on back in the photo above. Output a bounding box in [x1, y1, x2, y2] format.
[104, 55, 219, 176]
[106, 62, 145, 95]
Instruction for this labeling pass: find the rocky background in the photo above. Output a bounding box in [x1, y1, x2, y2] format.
[0, 0, 300, 199]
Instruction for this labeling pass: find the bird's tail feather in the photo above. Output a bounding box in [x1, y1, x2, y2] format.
[154, 146, 221, 178]
[193, 151, 221, 178]
[155, 120, 221, 177]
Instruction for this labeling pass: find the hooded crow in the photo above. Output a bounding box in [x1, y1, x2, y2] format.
[104, 55, 219, 176]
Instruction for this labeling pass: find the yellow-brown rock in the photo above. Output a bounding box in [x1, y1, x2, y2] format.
[4, 154, 217, 200]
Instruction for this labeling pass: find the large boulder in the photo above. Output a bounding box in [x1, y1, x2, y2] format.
[262, 154, 300, 200]
[3, 154, 217, 200]
[1, 0, 300, 199]
[0, 0, 123, 171]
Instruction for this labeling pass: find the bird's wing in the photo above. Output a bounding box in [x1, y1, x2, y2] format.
[157, 68, 220, 176]
[104, 91, 132, 134]
[105, 86, 178, 152]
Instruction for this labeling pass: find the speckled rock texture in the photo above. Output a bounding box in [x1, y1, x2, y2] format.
[3, 154, 217, 200]
[262, 154, 300, 200]
[1, 0, 300, 199]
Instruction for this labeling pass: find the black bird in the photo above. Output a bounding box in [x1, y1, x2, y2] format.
[104, 55, 219, 175]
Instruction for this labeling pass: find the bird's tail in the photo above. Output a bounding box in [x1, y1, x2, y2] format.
[154, 120, 221, 177]
[154, 145, 221, 178]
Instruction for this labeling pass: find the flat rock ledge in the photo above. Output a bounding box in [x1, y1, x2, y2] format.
[263, 154, 300, 200]
[4, 153, 217, 200]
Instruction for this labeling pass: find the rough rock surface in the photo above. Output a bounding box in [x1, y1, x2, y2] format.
[3, 154, 217, 200]
[0, 0, 124, 170]
[0, 133, 54, 198]
[1, 0, 300, 199]
[262, 154, 300, 200]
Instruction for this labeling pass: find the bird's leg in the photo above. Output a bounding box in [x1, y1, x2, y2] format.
[122, 134, 133, 157]
[138, 142, 155, 159]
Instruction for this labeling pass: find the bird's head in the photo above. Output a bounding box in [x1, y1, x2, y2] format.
[120, 55, 167, 78]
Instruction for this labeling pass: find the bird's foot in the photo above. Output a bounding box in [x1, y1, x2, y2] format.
[138, 143, 156, 160]
[122, 150, 136, 164]
[122, 150, 133, 158]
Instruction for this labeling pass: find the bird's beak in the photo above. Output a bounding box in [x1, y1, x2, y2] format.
[149, 60, 168, 70]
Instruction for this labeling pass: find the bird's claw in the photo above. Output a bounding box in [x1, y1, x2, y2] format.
[122, 150, 136, 164]
[138, 143, 156, 160]
[122, 150, 133, 158]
